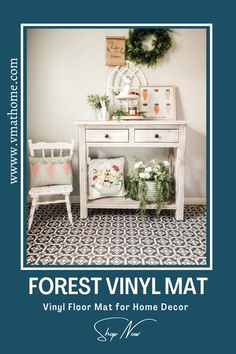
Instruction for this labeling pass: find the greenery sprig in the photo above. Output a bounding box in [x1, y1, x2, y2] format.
[112, 109, 124, 121]
[87, 94, 110, 110]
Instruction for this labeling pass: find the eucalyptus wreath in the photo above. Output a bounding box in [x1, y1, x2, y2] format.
[125, 28, 172, 67]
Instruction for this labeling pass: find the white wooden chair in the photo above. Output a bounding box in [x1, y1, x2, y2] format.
[28, 139, 74, 231]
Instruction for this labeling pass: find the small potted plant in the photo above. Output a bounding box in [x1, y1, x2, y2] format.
[126, 160, 174, 215]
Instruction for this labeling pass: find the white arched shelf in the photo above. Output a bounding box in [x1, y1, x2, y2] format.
[106, 61, 147, 107]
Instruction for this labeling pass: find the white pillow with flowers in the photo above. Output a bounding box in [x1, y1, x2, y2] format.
[88, 157, 125, 200]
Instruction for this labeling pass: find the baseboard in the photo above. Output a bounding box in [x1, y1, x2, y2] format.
[70, 196, 80, 203]
[184, 198, 206, 205]
[27, 195, 206, 205]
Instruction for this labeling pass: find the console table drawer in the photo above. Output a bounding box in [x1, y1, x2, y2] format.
[134, 129, 179, 143]
[86, 129, 129, 143]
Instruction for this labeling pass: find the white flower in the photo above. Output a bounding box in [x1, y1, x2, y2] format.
[134, 161, 144, 169]
[145, 166, 152, 173]
[163, 160, 170, 167]
[139, 172, 146, 179]
[139, 172, 150, 180]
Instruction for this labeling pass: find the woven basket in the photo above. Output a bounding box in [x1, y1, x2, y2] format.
[146, 181, 156, 202]
[139, 181, 156, 203]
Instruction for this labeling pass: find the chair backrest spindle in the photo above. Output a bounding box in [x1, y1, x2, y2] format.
[28, 140, 74, 160]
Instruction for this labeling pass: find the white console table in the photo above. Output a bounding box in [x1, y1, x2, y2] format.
[74, 120, 187, 220]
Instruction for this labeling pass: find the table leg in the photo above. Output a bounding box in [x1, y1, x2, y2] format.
[168, 147, 175, 178]
[175, 126, 186, 221]
[79, 126, 88, 218]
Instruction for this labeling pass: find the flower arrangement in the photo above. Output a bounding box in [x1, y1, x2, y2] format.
[126, 160, 174, 215]
[87, 94, 110, 110]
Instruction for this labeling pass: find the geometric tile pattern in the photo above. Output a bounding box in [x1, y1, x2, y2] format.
[27, 205, 207, 266]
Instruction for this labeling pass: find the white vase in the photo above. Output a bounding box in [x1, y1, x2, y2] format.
[98, 108, 109, 121]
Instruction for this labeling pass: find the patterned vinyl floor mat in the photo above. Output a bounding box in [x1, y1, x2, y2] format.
[27, 204, 206, 266]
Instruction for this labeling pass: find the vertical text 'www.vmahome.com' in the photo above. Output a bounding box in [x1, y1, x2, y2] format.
[8, 58, 19, 184]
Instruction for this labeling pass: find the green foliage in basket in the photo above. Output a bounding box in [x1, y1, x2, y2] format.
[138, 179, 148, 214]
[87, 94, 110, 110]
[126, 160, 174, 215]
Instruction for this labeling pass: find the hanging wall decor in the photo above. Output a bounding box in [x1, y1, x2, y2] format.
[106, 36, 126, 66]
[125, 28, 172, 67]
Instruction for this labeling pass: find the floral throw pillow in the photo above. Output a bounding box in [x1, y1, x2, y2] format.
[88, 157, 125, 200]
[29, 156, 72, 187]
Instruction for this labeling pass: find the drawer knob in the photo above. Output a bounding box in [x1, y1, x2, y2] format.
[104, 133, 109, 139]
[155, 134, 159, 139]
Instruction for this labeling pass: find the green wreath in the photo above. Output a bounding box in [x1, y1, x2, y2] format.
[125, 28, 172, 67]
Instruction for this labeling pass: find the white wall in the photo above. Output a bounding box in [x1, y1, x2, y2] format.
[27, 28, 206, 198]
